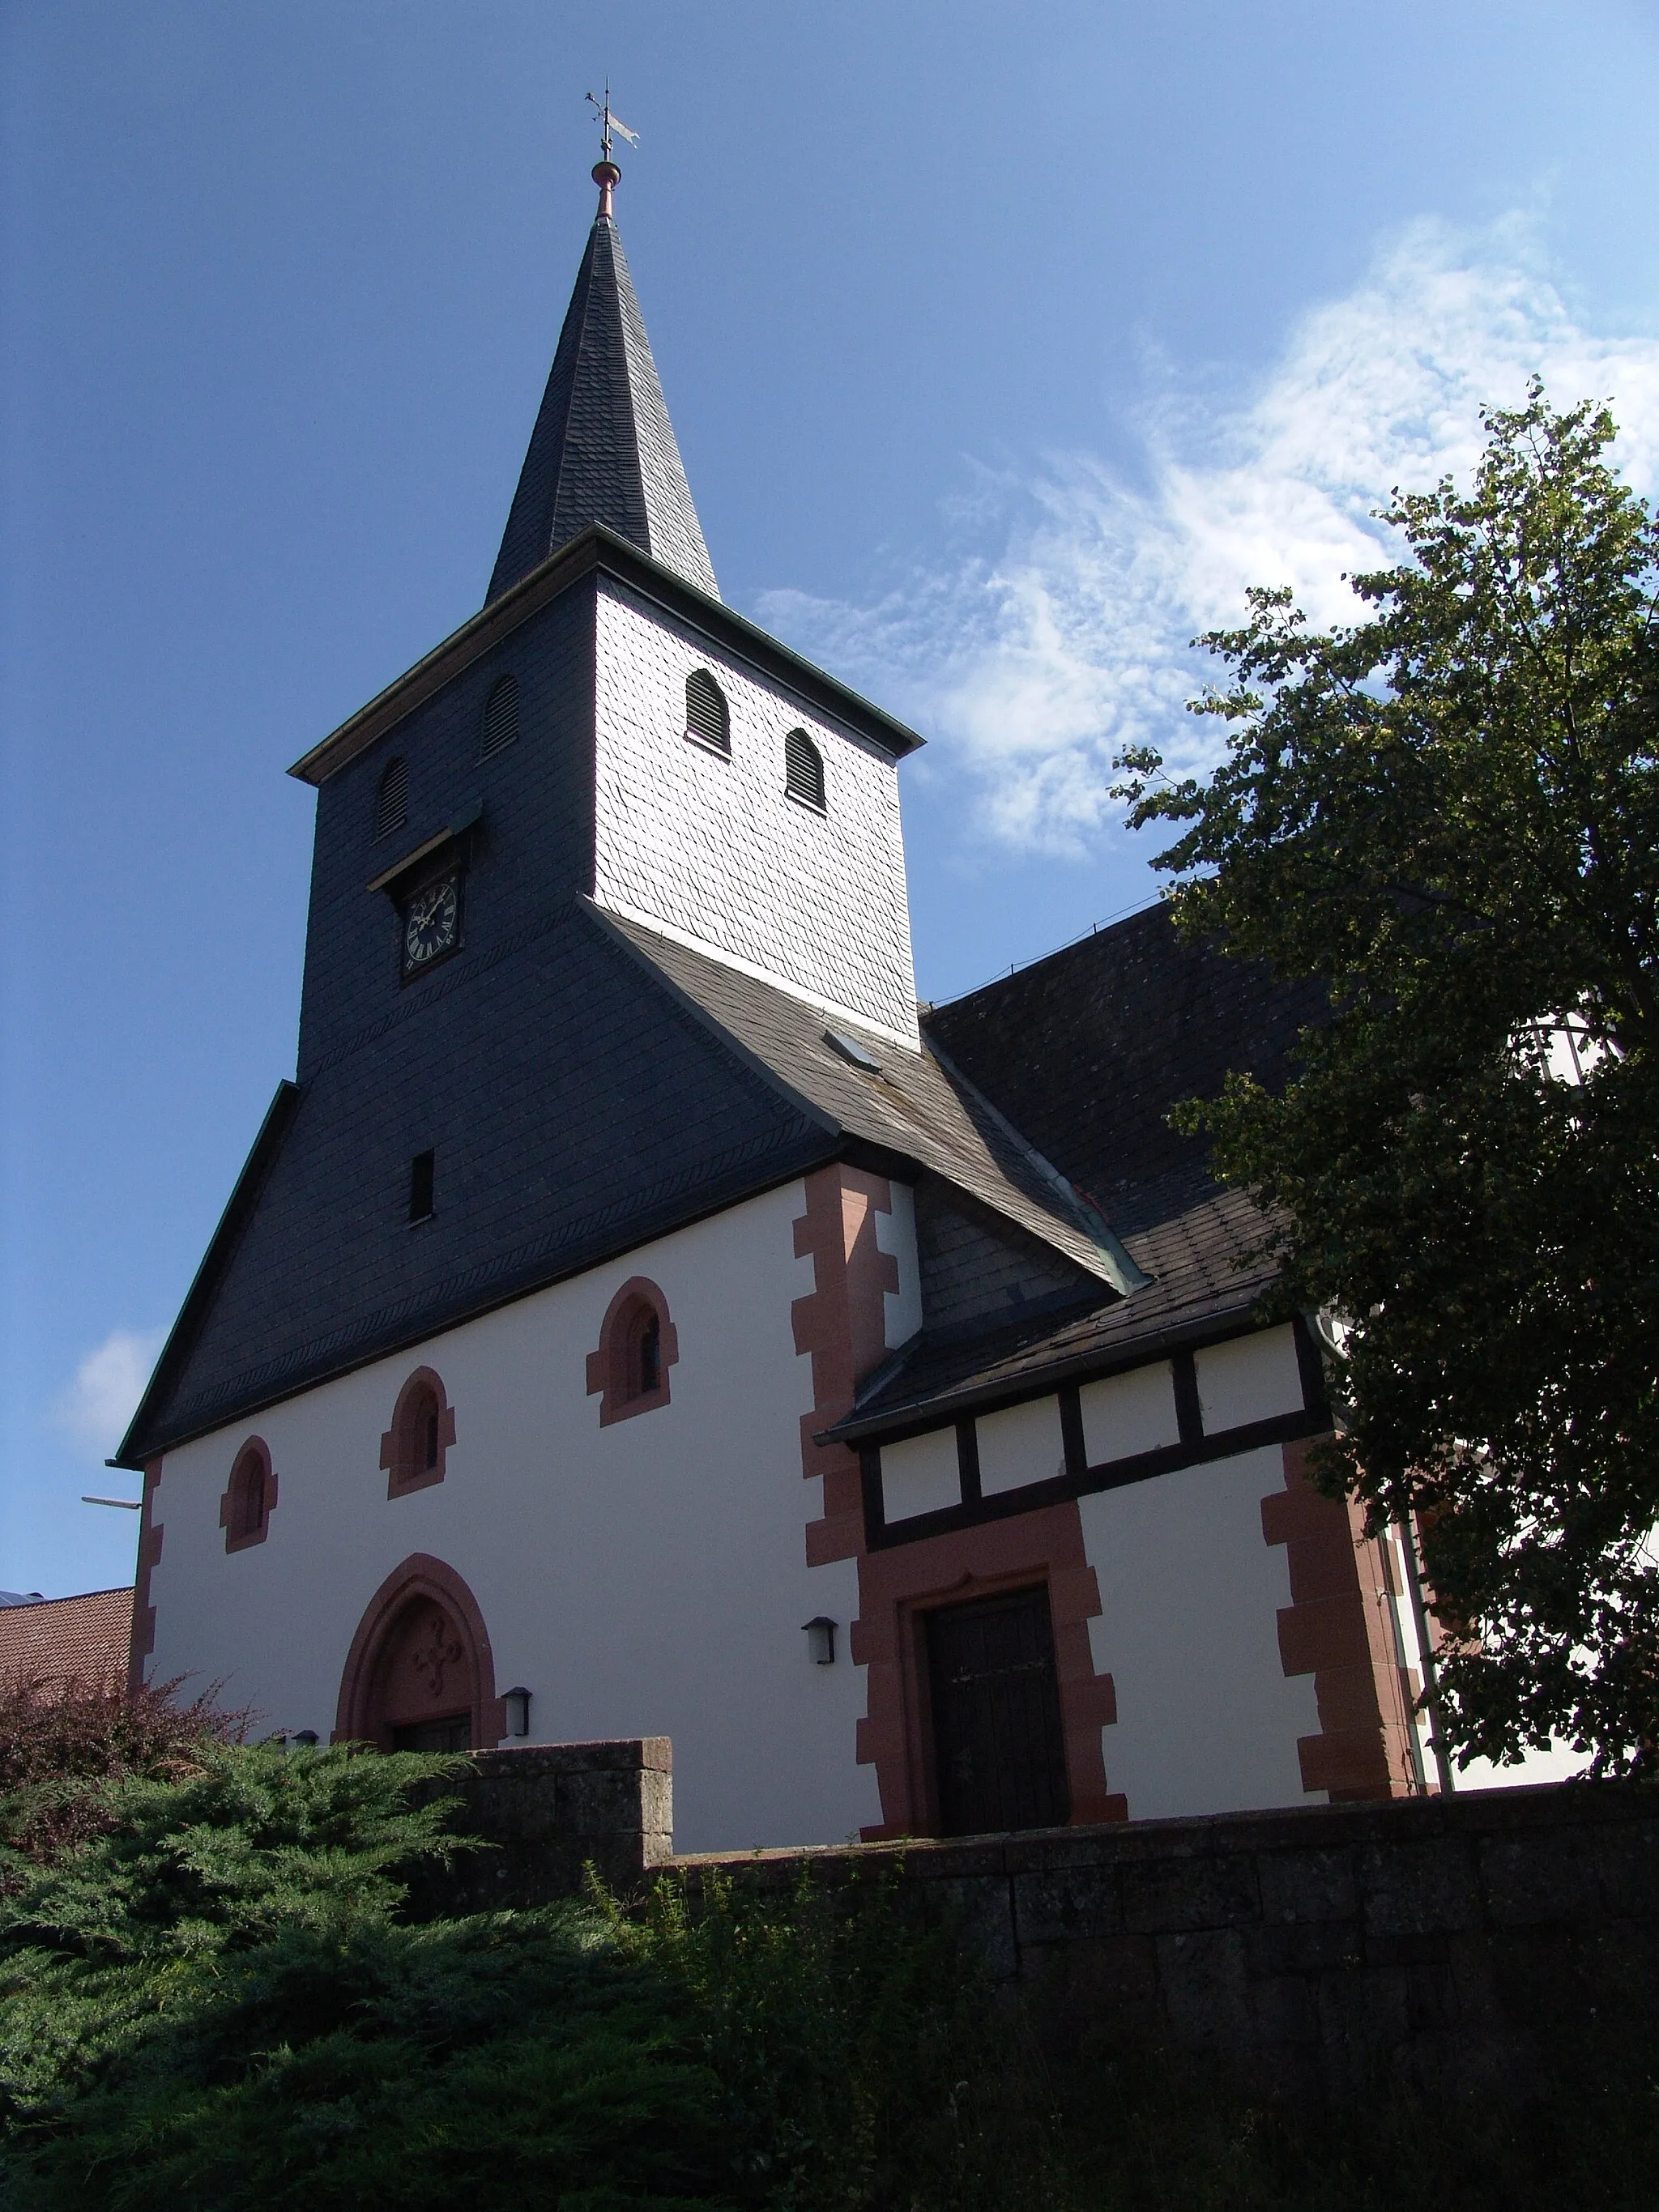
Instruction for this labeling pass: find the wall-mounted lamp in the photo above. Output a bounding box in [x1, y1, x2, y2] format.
[802, 1617, 837, 1666]
[503, 1686, 532, 1737]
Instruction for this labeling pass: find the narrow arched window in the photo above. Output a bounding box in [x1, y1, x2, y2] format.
[636, 1309, 661, 1396]
[376, 757, 408, 839]
[379, 1367, 455, 1498]
[784, 729, 825, 811]
[480, 674, 518, 760]
[586, 1277, 680, 1426]
[220, 1438, 275, 1553]
[684, 669, 730, 754]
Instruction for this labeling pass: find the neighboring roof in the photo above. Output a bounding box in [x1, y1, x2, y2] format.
[288, 526, 923, 789]
[487, 198, 719, 604]
[0, 1588, 132, 1687]
[830, 1190, 1281, 1439]
[600, 909, 1131, 1291]
[825, 906, 1326, 1438]
[923, 901, 1326, 1239]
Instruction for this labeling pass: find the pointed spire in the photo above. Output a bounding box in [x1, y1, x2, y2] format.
[486, 162, 719, 604]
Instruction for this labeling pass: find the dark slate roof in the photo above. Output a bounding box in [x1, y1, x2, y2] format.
[118, 905, 1124, 1468]
[925, 902, 1326, 1240]
[830, 1190, 1280, 1438]
[825, 906, 1327, 1438]
[119, 904, 837, 1464]
[487, 204, 718, 605]
[601, 910, 1130, 1289]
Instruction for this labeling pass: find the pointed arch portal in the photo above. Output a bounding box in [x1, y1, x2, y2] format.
[334, 1553, 505, 1751]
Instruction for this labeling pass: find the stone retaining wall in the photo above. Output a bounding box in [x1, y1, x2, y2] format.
[433, 1744, 1658, 2104]
[412, 1737, 672, 1914]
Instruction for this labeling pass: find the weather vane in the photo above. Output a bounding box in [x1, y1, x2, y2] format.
[586, 84, 638, 166]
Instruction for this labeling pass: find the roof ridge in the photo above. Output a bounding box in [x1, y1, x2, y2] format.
[605, 908, 1128, 1292]
[919, 1026, 1149, 1294]
[543, 219, 608, 572]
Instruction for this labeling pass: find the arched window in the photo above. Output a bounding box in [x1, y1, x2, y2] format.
[480, 674, 518, 760]
[684, 668, 731, 754]
[220, 1437, 275, 1554]
[379, 1367, 456, 1498]
[376, 757, 409, 839]
[784, 729, 825, 811]
[586, 1276, 680, 1427]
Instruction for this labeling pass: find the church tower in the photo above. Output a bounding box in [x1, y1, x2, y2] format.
[120, 157, 1410, 1853]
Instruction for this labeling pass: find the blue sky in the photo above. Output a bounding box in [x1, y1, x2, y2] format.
[5, 0, 1659, 1599]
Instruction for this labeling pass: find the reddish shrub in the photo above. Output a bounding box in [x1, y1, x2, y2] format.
[0, 1672, 247, 1869]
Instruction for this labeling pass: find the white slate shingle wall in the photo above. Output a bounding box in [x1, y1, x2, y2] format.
[592, 584, 919, 1044]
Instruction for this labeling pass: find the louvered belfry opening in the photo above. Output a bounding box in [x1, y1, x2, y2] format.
[375, 757, 408, 839]
[684, 668, 730, 752]
[784, 728, 825, 811]
[480, 674, 519, 760]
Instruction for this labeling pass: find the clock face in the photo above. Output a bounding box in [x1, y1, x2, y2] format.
[403, 874, 460, 974]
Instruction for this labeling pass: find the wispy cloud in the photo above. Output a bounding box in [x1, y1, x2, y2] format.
[759, 215, 1659, 851]
[52, 1327, 164, 1461]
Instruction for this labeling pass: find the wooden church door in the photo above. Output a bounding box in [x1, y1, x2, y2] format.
[926, 1587, 1071, 1836]
[370, 1597, 477, 1751]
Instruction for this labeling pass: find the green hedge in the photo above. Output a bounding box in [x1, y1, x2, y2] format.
[0, 1712, 1652, 2210]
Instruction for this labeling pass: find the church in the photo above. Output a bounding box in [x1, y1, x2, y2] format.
[116, 156, 1439, 1852]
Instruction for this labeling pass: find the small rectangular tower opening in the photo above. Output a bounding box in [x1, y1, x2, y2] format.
[408, 1149, 436, 1223]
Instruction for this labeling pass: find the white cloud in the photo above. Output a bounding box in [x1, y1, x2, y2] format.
[52, 1327, 164, 1461]
[758, 215, 1659, 851]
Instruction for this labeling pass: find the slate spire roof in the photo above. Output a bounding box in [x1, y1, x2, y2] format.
[486, 164, 719, 605]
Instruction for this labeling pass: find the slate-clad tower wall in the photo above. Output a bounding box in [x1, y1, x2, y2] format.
[592, 582, 919, 1045]
[297, 587, 597, 1080]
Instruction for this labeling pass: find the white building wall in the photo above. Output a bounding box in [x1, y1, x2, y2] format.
[881, 1429, 962, 1523]
[875, 1181, 923, 1352]
[591, 584, 919, 1046]
[144, 1180, 883, 1854]
[977, 1397, 1068, 1494]
[1080, 1443, 1322, 1819]
[1195, 1328, 1305, 1432]
[1078, 1362, 1181, 1464]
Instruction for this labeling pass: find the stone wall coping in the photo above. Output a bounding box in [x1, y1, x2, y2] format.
[664, 1779, 1656, 1885]
[467, 1737, 672, 1778]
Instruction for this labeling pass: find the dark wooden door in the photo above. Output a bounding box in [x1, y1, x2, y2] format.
[927, 1586, 1071, 1836]
[391, 1713, 472, 1752]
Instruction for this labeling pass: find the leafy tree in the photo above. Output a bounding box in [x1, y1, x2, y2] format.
[1115, 385, 1659, 1776]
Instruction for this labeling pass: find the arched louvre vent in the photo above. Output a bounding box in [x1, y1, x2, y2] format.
[684, 668, 730, 753]
[480, 674, 519, 760]
[784, 728, 825, 811]
[376, 757, 409, 840]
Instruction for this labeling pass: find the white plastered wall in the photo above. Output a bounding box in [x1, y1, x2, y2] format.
[591, 584, 919, 1046]
[875, 1181, 922, 1353]
[144, 1180, 883, 1853]
[1080, 1443, 1320, 1818]
[977, 1397, 1068, 1495]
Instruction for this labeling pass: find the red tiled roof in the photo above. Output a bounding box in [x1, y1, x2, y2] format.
[0, 1588, 132, 1687]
